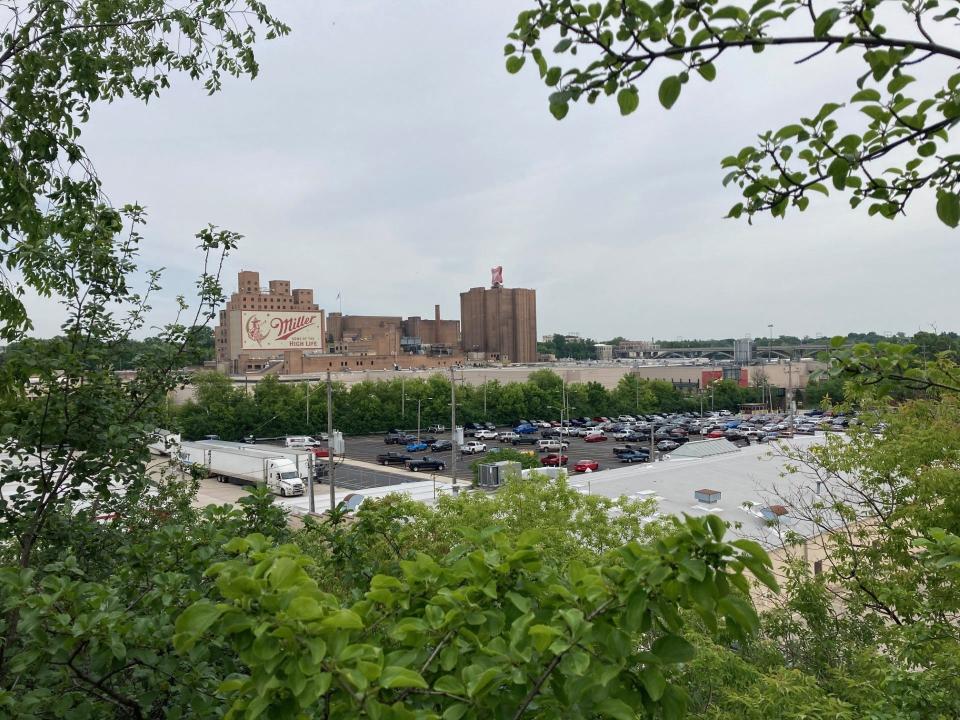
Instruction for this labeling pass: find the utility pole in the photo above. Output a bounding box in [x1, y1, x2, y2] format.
[401, 375, 405, 418]
[326, 370, 335, 512]
[306, 381, 310, 428]
[768, 323, 774, 412]
[449, 366, 457, 489]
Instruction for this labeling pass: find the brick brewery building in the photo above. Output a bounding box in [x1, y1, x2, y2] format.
[214, 268, 537, 375]
[215, 271, 326, 374]
[460, 267, 537, 364]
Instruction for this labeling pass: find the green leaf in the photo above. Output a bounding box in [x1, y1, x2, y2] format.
[917, 142, 936, 157]
[287, 596, 325, 621]
[718, 595, 758, 633]
[813, 8, 841, 37]
[936, 191, 960, 228]
[775, 124, 804, 140]
[850, 88, 881, 103]
[380, 666, 428, 690]
[466, 667, 501, 697]
[554, 38, 573, 53]
[887, 74, 915, 94]
[320, 609, 364, 630]
[652, 634, 696, 664]
[658, 76, 682, 109]
[661, 685, 689, 720]
[550, 100, 570, 120]
[506, 56, 525, 74]
[697, 62, 716, 82]
[617, 87, 640, 116]
[596, 698, 636, 720]
[641, 666, 667, 700]
[175, 601, 224, 636]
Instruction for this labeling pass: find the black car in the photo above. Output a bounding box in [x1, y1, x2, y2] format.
[384, 432, 407, 444]
[613, 445, 650, 457]
[406, 456, 446, 472]
[376, 451, 412, 465]
[483, 422, 496, 431]
[512, 436, 538, 445]
[431, 440, 453, 452]
[541, 428, 561, 438]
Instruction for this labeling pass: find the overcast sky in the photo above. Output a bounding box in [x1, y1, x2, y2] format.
[28, 1, 959, 341]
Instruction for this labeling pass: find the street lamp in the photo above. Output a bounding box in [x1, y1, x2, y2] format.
[416, 397, 433, 441]
[767, 323, 774, 412]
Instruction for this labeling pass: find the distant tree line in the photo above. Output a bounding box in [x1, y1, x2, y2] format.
[0, 326, 215, 370]
[171, 369, 769, 441]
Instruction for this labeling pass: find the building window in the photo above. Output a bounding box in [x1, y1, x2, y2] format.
[813, 560, 823, 576]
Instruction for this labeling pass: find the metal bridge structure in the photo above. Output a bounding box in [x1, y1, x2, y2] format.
[651, 343, 831, 361]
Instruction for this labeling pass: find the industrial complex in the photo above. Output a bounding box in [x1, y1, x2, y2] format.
[214, 267, 538, 375]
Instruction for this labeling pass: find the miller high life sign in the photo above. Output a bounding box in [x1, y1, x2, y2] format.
[240, 311, 323, 351]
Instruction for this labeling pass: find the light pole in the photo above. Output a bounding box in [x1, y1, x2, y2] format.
[768, 323, 774, 412]
[449, 366, 457, 489]
[401, 375, 405, 418]
[416, 397, 432, 441]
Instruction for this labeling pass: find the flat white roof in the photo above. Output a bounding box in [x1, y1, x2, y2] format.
[567, 436, 828, 548]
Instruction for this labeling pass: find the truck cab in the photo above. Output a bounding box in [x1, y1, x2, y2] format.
[267, 459, 305, 496]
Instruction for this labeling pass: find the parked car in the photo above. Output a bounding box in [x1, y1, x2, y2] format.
[573, 459, 600, 473]
[541, 453, 569, 467]
[376, 451, 412, 466]
[657, 440, 680, 451]
[537, 439, 569, 452]
[541, 427, 562, 438]
[619, 450, 650, 463]
[474, 429, 499, 440]
[384, 432, 414, 445]
[427, 424, 446, 433]
[405, 441, 428, 452]
[513, 435, 538, 446]
[498, 431, 520, 442]
[406, 456, 445, 472]
[584, 433, 608, 443]
[460, 441, 487, 454]
[612, 429, 634, 440]
[430, 439, 453, 452]
[515, 423, 539, 434]
[706, 429, 725, 439]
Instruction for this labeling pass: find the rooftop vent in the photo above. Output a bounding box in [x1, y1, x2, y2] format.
[694, 488, 722, 504]
[760, 505, 789, 522]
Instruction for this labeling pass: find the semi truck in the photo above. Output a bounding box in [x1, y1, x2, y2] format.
[177, 441, 306, 496]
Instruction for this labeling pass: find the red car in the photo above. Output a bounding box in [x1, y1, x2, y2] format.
[541, 453, 568, 467]
[574, 459, 599, 473]
[584, 433, 608, 443]
[706, 430, 724, 439]
[312, 447, 330, 458]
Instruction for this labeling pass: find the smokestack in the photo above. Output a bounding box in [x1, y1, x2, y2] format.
[435, 304, 441, 325]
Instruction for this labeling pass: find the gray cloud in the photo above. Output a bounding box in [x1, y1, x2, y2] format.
[23, 0, 959, 341]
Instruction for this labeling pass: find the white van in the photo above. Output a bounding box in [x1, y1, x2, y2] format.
[284, 436, 321, 448]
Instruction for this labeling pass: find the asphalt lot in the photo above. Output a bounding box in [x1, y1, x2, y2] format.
[341, 429, 675, 483]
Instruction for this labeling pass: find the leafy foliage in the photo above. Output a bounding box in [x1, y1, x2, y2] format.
[174, 516, 777, 720]
[507, 0, 960, 224]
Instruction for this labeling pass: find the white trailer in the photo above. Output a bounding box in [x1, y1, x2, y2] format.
[187, 440, 324, 480]
[177, 442, 305, 496]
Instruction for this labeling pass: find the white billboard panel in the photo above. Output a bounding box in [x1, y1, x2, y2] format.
[240, 311, 324, 351]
